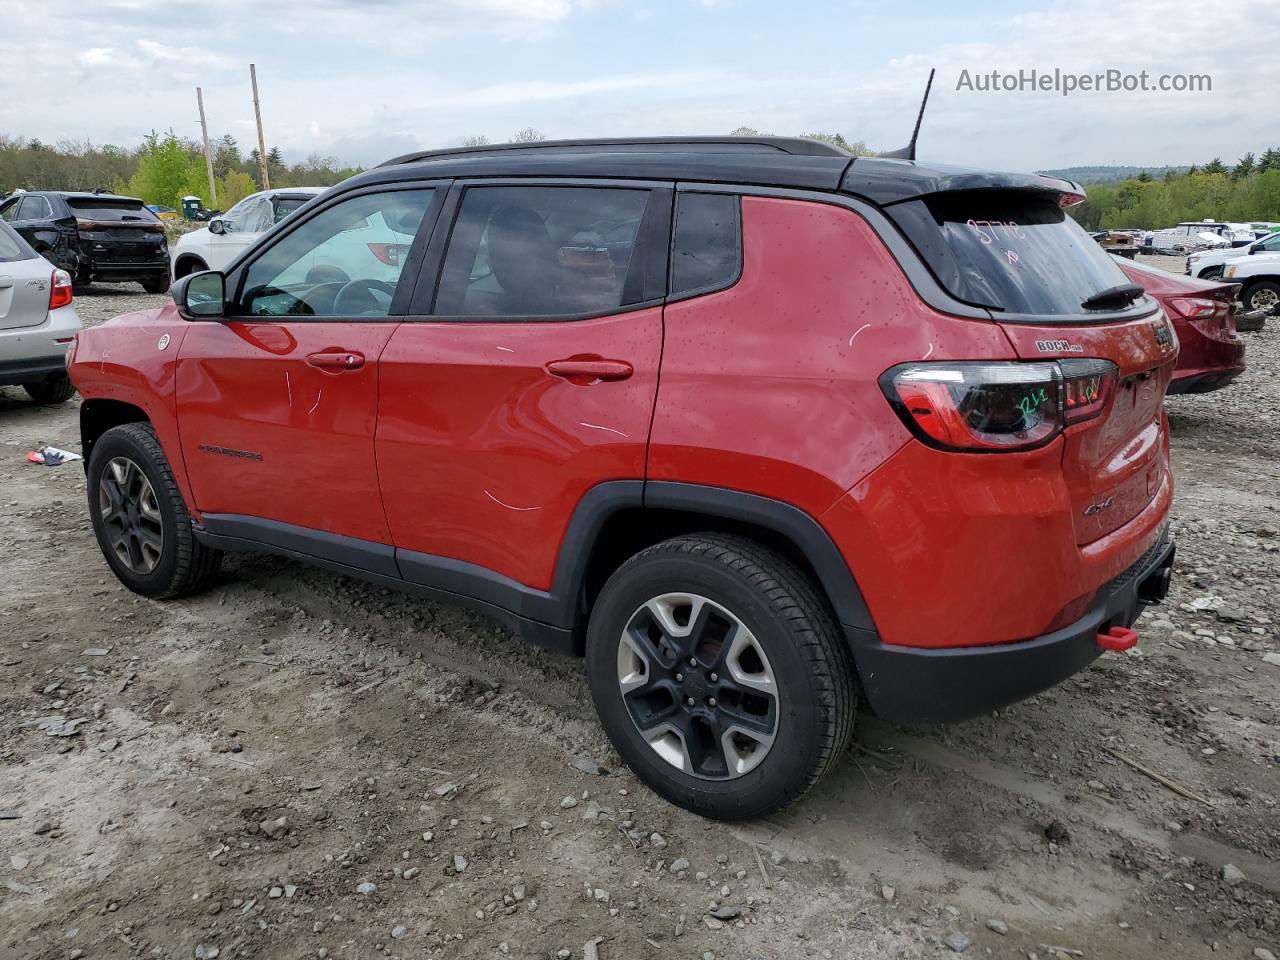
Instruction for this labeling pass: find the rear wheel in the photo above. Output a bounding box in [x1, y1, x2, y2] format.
[1242, 280, 1280, 313]
[23, 374, 76, 404]
[585, 534, 856, 820]
[86, 423, 221, 598]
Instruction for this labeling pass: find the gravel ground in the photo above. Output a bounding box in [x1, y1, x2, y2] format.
[1, 264, 1277, 960]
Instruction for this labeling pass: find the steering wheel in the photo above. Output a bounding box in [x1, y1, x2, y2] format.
[333, 278, 397, 315]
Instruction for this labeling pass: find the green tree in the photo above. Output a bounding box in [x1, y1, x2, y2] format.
[217, 170, 257, 208]
[1202, 158, 1227, 175]
[800, 132, 875, 155]
[1233, 152, 1255, 180]
[124, 131, 205, 207]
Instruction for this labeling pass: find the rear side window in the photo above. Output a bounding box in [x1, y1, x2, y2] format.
[671, 192, 740, 297]
[888, 191, 1135, 317]
[0, 222, 35, 262]
[434, 186, 651, 317]
[17, 196, 52, 220]
[66, 198, 157, 222]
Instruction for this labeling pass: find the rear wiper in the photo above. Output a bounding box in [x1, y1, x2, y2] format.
[1081, 282, 1144, 311]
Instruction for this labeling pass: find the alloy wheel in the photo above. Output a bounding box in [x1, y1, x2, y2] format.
[616, 593, 778, 780]
[98, 457, 164, 574]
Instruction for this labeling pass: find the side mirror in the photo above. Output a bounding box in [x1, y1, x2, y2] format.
[172, 270, 226, 320]
[1249, 245, 1260, 254]
[208, 218, 226, 235]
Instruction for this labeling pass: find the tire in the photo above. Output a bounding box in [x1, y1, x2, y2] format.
[1241, 280, 1280, 314]
[174, 257, 207, 280]
[1198, 266, 1223, 280]
[23, 374, 76, 404]
[86, 423, 221, 599]
[585, 534, 856, 820]
[141, 275, 169, 294]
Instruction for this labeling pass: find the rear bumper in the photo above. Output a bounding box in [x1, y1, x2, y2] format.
[1168, 365, 1244, 394]
[847, 536, 1175, 724]
[0, 304, 81, 384]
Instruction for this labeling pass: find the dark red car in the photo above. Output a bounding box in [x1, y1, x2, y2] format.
[68, 138, 1177, 819]
[1119, 257, 1245, 394]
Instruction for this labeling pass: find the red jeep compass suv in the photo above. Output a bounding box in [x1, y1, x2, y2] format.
[68, 137, 1177, 820]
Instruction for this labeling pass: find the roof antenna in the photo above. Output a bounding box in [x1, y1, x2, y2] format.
[881, 68, 935, 161]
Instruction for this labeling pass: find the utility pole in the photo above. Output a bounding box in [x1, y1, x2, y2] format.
[250, 63, 270, 190]
[196, 87, 217, 207]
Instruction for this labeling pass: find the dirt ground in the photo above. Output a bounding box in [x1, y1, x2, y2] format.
[2, 261, 1278, 960]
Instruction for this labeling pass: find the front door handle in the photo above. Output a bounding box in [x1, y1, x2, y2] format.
[545, 356, 633, 384]
[306, 351, 365, 371]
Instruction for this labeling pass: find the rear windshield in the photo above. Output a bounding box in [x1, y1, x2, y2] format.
[888, 190, 1134, 317]
[0, 221, 35, 262]
[66, 198, 158, 222]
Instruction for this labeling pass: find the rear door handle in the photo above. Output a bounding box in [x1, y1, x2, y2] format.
[306, 351, 365, 371]
[545, 356, 633, 384]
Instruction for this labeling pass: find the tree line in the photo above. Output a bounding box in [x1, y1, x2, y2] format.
[0, 132, 360, 212]
[1066, 149, 1280, 231]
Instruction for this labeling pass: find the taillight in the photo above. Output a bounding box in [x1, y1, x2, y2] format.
[1059, 193, 1086, 208]
[367, 242, 411, 266]
[1059, 358, 1116, 424]
[881, 359, 1118, 452]
[1167, 297, 1229, 321]
[49, 269, 73, 310]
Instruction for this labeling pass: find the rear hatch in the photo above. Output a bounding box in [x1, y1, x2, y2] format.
[66, 197, 167, 263]
[0, 223, 49, 331]
[887, 188, 1177, 544]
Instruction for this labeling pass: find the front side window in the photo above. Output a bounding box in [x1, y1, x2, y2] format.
[1258, 234, 1280, 251]
[221, 195, 275, 234]
[434, 185, 651, 317]
[273, 195, 313, 224]
[237, 188, 434, 318]
[670, 192, 740, 296]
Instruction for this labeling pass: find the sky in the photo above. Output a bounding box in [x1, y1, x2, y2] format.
[3, 0, 1276, 172]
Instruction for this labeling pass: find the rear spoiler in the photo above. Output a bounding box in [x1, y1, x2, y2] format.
[841, 157, 1086, 207]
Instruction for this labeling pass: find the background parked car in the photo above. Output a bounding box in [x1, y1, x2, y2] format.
[0, 220, 81, 403]
[1186, 230, 1280, 278]
[171, 187, 324, 279]
[1223, 252, 1280, 313]
[0, 191, 169, 292]
[1118, 256, 1244, 394]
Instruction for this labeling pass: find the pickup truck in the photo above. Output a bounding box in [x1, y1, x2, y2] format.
[1224, 254, 1280, 312]
[1187, 231, 1280, 279]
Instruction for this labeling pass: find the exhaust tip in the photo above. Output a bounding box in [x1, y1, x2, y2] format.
[1138, 565, 1172, 604]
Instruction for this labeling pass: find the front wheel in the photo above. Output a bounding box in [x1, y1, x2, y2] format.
[141, 275, 169, 294]
[86, 423, 221, 598]
[1241, 280, 1280, 313]
[586, 534, 856, 820]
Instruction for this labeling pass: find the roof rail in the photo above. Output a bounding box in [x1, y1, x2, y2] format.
[380, 136, 851, 167]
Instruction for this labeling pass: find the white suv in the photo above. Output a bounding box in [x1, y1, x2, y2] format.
[171, 187, 325, 279]
[1187, 231, 1280, 279]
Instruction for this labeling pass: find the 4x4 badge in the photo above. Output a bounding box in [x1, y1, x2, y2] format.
[1083, 496, 1114, 516]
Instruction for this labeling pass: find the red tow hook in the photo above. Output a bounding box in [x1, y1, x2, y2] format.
[1096, 625, 1139, 651]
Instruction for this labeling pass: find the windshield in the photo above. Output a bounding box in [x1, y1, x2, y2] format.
[888, 190, 1135, 317]
[221, 195, 275, 233]
[0, 221, 35, 261]
[66, 198, 158, 222]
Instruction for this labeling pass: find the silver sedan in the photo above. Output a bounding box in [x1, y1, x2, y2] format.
[0, 220, 82, 403]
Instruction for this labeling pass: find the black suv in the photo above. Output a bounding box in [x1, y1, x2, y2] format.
[0, 191, 170, 292]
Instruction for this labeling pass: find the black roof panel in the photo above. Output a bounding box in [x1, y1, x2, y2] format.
[334, 137, 1086, 206]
